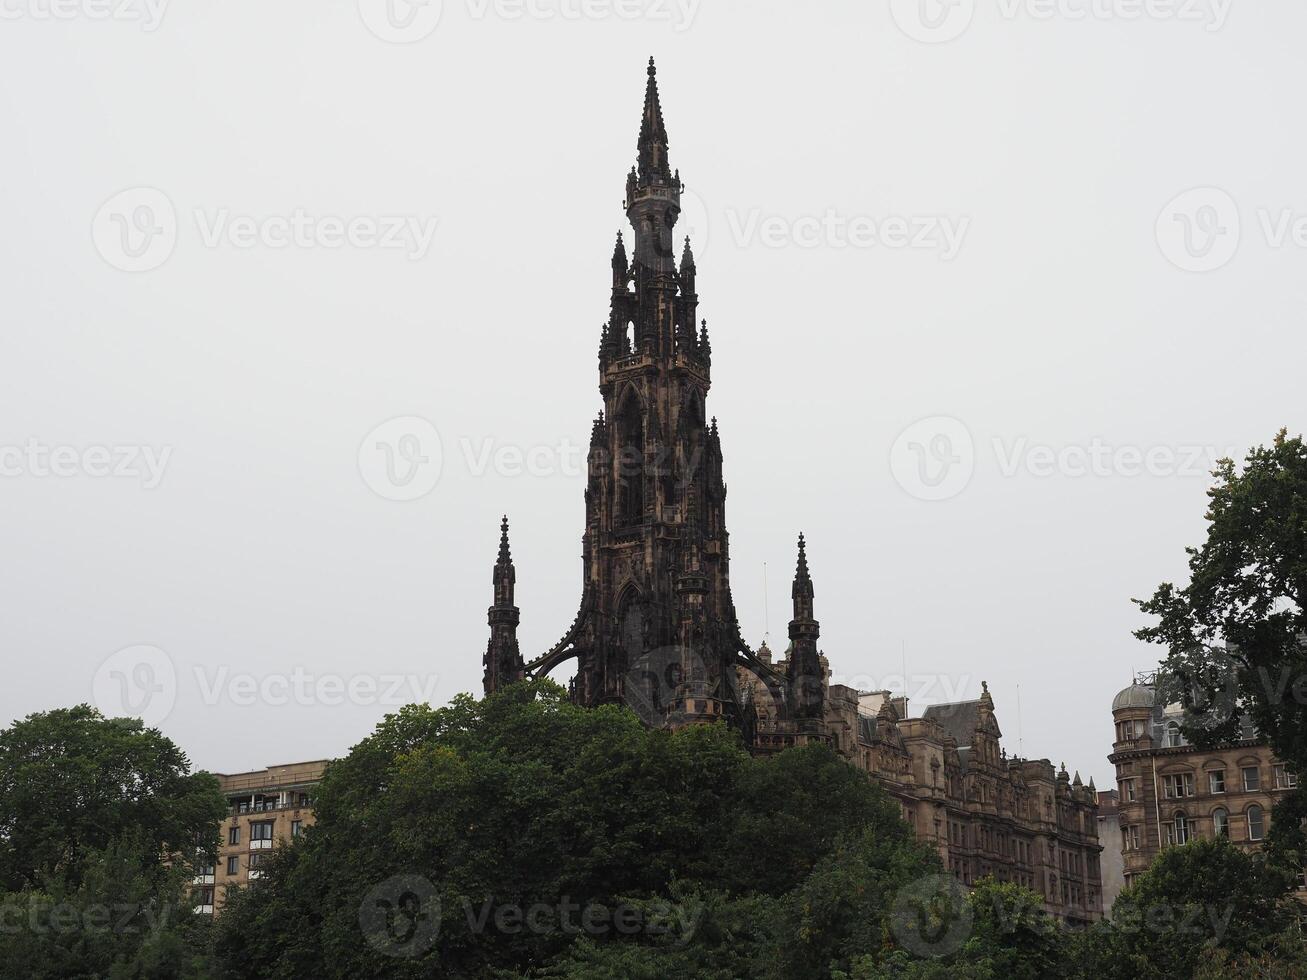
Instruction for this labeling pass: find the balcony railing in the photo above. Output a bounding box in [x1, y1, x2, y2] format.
[231, 798, 312, 815]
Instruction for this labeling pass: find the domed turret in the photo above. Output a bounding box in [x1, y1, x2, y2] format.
[1112, 683, 1156, 712]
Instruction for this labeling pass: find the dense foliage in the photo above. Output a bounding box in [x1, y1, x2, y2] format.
[4, 693, 1307, 977]
[1136, 430, 1307, 860]
[0, 705, 227, 979]
[212, 681, 950, 978]
[1069, 836, 1297, 979]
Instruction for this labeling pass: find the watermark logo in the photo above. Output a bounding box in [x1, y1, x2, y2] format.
[358, 0, 700, 38]
[358, 0, 443, 42]
[891, 874, 973, 958]
[92, 644, 177, 727]
[890, 416, 976, 502]
[92, 188, 177, 273]
[623, 644, 708, 727]
[677, 187, 711, 260]
[193, 209, 438, 260]
[724, 209, 969, 259]
[359, 417, 444, 501]
[0, 0, 169, 31]
[891, 424, 1233, 502]
[1156, 187, 1240, 273]
[0, 898, 169, 936]
[0, 440, 172, 489]
[360, 874, 441, 958]
[95, 189, 438, 270]
[891, 0, 1231, 41]
[890, 0, 976, 44]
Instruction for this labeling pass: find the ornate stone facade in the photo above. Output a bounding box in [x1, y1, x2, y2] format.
[481, 59, 1103, 926]
[1109, 674, 1303, 896]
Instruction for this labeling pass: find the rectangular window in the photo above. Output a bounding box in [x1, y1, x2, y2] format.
[1163, 773, 1195, 799]
[226, 856, 239, 876]
[228, 826, 240, 845]
[249, 852, 268, 869]
[1209, 770, 1225, 794]
[1243, 767, 1261, 792]
[251, 821, 275, 842]
[196, 886, 215, 910]
[1274, 764, 1297, 789]
[1248, 807, 1266, 841]
[291, 820, 302, 837]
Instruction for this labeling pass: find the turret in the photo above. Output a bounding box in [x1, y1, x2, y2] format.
[786, 533, 824, 723]
[484, 516, 525, 695]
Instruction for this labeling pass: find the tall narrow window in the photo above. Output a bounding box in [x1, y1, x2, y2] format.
[1248, 805, 1265, 841]
[1212, 808, 1229, 838]
[615, 396, 644, 525]
[1171, 810, 1191, 846]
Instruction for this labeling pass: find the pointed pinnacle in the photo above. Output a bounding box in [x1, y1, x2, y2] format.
[796, 533, 810, 579]
[638, 57, 670, 177]
[497, 516, 512, 564]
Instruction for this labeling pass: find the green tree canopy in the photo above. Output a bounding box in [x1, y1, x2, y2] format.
[0, 705, 225, 891]
[1069, 836, 1297, 980]
[1136, 430, 1307, 864]
[0, 705, 227, 979]
[213, 681, 944, 978]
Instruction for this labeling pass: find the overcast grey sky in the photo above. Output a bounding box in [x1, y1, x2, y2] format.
[1, 1, 1303, 790]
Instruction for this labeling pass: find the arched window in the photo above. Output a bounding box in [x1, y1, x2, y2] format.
[614, 393, 644, 525]
[1212, 808, 1229, 838]
[1248, 805, 1265, 841]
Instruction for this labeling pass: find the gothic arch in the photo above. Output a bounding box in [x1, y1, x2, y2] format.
[613, 387, 645, 526]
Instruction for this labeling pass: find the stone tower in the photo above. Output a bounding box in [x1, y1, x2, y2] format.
[483, 516, 525, 694]
[483, 59, 800, 735]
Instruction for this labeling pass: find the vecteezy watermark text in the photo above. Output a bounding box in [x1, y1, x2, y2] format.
[890, 417, 1234, 502]
[725, 210, 970, 260]
[93, 187, 439, 273]
[0, 0, 169, 31]
[358, 416, 715, 502]
[360, 874, 703, 959]
[92, 644, 441, 726]
[0, 440, 171, 489]
[356, 0, 701, 43]
[890, 0, 1232, 44]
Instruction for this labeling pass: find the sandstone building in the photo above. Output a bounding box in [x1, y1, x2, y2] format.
[1110, 674, 1302, 895]
[195, 760, 327, 914]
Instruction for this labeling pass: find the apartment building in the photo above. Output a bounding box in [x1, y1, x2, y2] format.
[193, 760, 328, 913]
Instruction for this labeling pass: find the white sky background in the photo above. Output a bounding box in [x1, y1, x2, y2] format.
[1, 0, 1303, 791]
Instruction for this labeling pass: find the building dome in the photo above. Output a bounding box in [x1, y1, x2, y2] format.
[1112, 684, 1156, 711]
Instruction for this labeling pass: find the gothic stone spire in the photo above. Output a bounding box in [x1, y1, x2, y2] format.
[484, 516, 524, 694]
[638, 56, 670, 181]
[787, 533, 824, 724]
